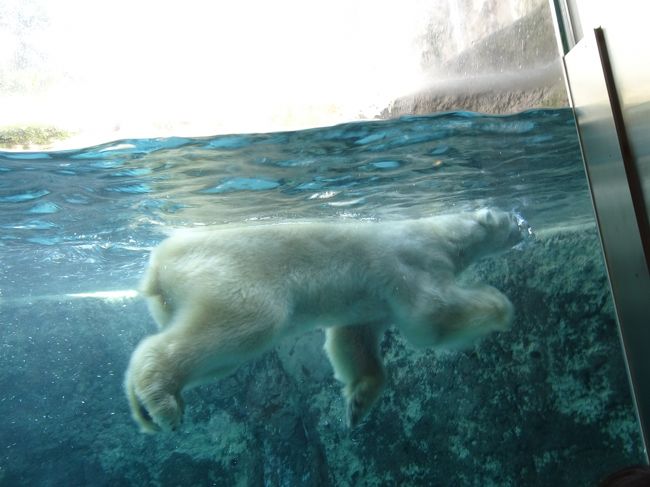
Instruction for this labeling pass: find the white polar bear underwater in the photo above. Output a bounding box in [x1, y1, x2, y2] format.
[125, 208, 527, 432]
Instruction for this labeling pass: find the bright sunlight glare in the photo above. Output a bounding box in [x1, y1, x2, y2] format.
[1, 0, 431, 146]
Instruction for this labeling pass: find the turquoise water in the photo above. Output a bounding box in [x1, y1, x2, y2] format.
[0, 109, 589, 299]
[0, 110, 644, 486]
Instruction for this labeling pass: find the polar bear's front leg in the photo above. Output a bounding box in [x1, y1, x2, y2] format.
[398, 284, 514, 349]
[324, 323, 387, 428]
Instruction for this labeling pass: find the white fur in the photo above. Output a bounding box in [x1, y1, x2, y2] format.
[125, 208, 522, 432]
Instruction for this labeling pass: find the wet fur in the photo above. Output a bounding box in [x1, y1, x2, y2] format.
[125, 209, 523, 432]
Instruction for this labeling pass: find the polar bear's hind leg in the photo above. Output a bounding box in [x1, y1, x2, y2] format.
[126, 298, 287, 432]
[324, 323, 387, 427]
[125, 331, 186, 432]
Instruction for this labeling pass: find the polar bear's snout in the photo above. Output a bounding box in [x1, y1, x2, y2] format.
[507, 212, 525, 246]
[513, 211, 533, 241]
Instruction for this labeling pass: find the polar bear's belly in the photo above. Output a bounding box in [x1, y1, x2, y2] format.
[288, 284, 391, 332]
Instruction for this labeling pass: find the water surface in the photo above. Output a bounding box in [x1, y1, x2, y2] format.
[0, 109, 587, 299]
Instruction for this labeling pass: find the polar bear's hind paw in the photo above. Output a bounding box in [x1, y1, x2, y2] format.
[344, 375, 385, 428]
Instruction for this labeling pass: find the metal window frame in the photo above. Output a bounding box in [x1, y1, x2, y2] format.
[552, 0, 650, 457]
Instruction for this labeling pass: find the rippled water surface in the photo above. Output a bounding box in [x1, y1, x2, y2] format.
[0, 109, 589, 298]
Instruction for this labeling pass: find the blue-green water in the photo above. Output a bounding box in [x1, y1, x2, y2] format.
[0, 109, 589, 299]
[0, 110, 644, 486]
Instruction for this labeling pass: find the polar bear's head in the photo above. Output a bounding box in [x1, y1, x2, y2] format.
[452, 208, 526, 264]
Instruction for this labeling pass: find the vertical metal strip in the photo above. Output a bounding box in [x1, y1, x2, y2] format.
[549, 0, 575, 55]
[593, 27, 650, 274]
[564, 31, 650, 458]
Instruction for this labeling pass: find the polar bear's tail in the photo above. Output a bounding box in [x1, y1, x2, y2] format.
[139, 261, 160, 296]
[139, 261, 173, 328]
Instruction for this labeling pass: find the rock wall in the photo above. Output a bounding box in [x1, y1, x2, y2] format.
[383, 2, 568, 117]
[0, 225, 643, 486]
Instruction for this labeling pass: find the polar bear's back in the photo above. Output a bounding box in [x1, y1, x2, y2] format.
[141, 223, 384, 327]
[137, 213, 514, 333]
[141, 220, 440, 332]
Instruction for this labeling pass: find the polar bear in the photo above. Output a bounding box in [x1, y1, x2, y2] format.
[125, 208, 525, 432]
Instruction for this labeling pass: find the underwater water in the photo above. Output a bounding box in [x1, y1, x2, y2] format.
[0, 109, 645, 486]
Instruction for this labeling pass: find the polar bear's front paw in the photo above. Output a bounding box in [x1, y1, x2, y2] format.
[481, 286, 514, 331]
[344, 375, 385, 428]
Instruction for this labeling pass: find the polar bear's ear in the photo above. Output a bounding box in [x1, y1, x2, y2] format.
[475, 208, 495, 226]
